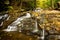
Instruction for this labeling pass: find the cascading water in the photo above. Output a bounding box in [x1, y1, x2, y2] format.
[3, 13, 31, 32]
[32, 19, 38, 32]
[41, 28, 45, 40]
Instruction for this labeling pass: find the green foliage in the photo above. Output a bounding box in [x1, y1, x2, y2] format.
[27, 1, 35, 10]
[8, 6, 13, 10]
[54, 0, 60, 8]
[45, 0, 51, 8]
[36, 0, 60, 9]
[22, 1, 35, 10]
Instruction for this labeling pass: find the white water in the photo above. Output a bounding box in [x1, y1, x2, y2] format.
[41, 28, 45, 40]
[6, 16, 10, 21]
[3, 13, 31, 32]
[3, 26, 17, 32]
[32, 19, 38, 32]
[0, 16, 3, 19]
[0, 14, 8, 26]
[0, 22, 3, 26]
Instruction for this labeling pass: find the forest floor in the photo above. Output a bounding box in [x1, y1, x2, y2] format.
[0, 10, 60, 40]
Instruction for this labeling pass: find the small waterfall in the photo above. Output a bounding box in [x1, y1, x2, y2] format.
[3, 13, 31, 32]
[41, 28, 45, 40]
[40, 14, 45, 40]
[32, 19, 38, 32]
